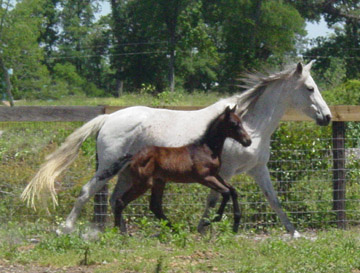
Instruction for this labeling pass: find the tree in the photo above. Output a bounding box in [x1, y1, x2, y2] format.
[176, 1, 219, 91]
[81, 16, 111, 95]
[295, 0, 360, 79]
[0, 0, 14, 106]
[0, 0, 50, 101]
[58, 0, 100, 75]
[202, 0, 306, 88]
[109, 0, 128, 96]
[37, 0, 60, 71]
[133, 0, 194, 92]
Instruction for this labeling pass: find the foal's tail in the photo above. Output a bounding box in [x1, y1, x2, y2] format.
[96, 154, 133, 181]
[21, 114, 109, 210]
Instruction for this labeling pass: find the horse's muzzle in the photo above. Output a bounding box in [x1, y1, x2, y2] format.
[316, 114, 331, 126]
[241, 138, 252, 147]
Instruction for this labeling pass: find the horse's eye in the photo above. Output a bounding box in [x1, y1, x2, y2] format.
[307, 87, 314, 92]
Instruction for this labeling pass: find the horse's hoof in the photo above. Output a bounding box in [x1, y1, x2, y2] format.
[81, 225, 102, 241]
[292, 230, 301, 239]
[55, 224, 74, 236]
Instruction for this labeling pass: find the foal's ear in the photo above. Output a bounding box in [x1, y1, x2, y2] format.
[224, 105, 236, 117]
[224, 106, 231, 117]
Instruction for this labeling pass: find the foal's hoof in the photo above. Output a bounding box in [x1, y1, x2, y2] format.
[213, 215, 222, 222]
[197, 219, 211, 234]
[150, 232, 161, 238]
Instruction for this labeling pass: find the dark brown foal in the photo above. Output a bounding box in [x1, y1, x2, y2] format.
[103, 106, 251, 232]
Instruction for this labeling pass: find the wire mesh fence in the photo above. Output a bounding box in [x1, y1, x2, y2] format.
[1, 119, 359, 231]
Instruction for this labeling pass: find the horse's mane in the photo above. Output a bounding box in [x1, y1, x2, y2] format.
[194, 65, 297, 145]
[234, 65, 296, 113]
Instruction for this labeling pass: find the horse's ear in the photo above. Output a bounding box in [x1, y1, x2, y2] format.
[231, 105, 237, 113]
[296, 62, 303, 75]
[238, 108, 248, 118]
[305, 60, 316, 70]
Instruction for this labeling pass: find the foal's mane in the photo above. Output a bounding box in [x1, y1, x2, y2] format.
[234, 65, 296, 113]
[195, 110, 226, 145]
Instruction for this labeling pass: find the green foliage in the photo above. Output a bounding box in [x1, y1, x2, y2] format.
[0, 0, 358, 98]
[0, 0, 50, 99]
[323, 80, 360, 105]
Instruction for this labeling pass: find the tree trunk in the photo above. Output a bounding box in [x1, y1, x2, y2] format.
[0, 56, 14, 107]
[167, 21, 176, 93]
[168, 46, 175, 93]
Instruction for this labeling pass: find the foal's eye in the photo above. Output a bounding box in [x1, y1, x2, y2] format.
[307, 86, 314, 92]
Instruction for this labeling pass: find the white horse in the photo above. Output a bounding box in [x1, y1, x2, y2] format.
[21, 62, 332, 237]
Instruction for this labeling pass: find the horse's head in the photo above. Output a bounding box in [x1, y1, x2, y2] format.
[223, 106, 252, 147]
[289, 61, 332, 126]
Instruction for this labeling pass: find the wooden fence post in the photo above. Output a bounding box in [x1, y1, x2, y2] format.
[332, 121, 346, 229]
[93, 107, 108, 230]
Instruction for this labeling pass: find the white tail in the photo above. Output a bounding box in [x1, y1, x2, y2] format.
[21, 114, 109, 210]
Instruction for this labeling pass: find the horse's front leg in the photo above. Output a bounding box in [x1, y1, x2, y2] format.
[248, 164, 300, 238]
[197, 189, 221, 233]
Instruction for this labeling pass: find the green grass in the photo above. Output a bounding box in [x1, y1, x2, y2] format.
[1, 221, 360, 273]
[3, 92, 360, 272]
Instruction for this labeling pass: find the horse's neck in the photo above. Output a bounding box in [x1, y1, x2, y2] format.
[244, 81, 288, 139]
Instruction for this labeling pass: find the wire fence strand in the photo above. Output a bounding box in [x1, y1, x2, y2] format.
[1, 119, 359, 231]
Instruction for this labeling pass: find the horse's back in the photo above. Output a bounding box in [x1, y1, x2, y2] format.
[96, 105, 221, 163]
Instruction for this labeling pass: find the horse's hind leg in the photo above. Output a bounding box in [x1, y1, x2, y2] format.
[58, 175, 111, 235]
[59, 157, 130, 235]
[150, 180, 172, 227]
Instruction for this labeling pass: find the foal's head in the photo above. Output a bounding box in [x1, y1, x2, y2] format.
[221, 106, 252, 147]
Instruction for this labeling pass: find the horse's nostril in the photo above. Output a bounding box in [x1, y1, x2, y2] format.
[326, 114, 331, 122]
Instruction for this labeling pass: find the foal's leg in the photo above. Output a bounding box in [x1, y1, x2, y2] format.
[215, 175, 241, 233]
[110, 168, 133, 232]
[198, 176, 231, 224]
[149, 180, 172, 227]
[114, 181, 150, 231]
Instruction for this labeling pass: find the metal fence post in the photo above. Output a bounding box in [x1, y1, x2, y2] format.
[93, 106, 108, 229]
[332, 121, 346, 229]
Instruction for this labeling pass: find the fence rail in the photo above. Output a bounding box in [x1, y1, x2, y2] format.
[1, 105, 360, 121]
[0, 105, 359, 230]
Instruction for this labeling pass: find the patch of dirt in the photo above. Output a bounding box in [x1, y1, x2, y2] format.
[0, 261, 97, 273]
[168, 250, 222, 272]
